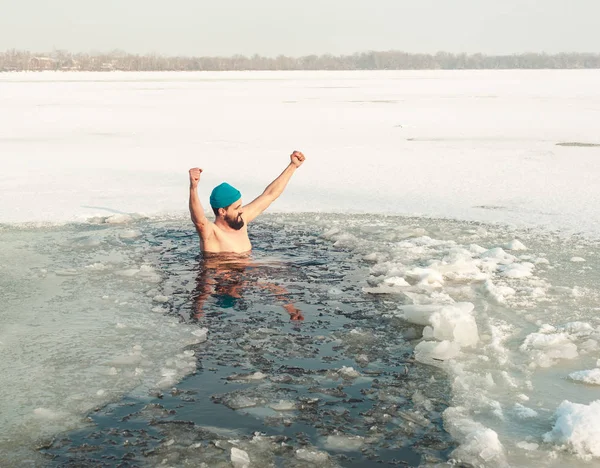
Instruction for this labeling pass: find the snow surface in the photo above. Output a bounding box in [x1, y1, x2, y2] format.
[2, 70, 600, 236]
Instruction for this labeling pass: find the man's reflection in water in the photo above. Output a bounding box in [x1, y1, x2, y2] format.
[193, 253, 304, 321]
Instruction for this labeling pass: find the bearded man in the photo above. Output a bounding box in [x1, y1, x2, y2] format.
[188, 150, 306, 254]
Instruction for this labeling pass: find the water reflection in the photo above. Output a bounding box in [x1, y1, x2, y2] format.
[193, 253, 304, 321]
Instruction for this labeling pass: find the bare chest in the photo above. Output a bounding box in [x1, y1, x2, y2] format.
[202, 228, 252, 254]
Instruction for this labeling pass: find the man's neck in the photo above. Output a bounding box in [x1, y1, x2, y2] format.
[214, 217, 241, 233]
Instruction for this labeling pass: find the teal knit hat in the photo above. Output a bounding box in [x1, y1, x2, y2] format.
[210, 182, 242, 209]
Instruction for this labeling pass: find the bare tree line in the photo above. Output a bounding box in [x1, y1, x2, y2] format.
[2, 49, 600, 72]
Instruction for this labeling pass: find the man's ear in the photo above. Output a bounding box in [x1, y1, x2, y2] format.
[218, 207, 226, 217]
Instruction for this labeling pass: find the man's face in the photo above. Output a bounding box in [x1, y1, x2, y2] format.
[223, 200, 244, 230]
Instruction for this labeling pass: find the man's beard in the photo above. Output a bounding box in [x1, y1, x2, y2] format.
[225, 214, 245, 230]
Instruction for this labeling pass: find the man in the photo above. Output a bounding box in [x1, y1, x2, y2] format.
[188, 150, 306, 254]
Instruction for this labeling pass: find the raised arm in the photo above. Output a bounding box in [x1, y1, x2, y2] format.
[242, 151, 306, 223]
[189, 168, 214, 237]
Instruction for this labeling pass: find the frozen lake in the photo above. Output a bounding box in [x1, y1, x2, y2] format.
[2, 70, 600, 233]
[1, 71, 600, 467]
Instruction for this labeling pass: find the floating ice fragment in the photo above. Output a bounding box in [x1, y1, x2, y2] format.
[513, 403, 538, 419]
[499, 262, 534, 278]
[115, 268, 139, 277]
[544, 400, 600, 458]
[295, 448, 329, 463]
[55, 268, 79, 276]
[338, 366, 360, 379]
[105, 214, 132, 224]
[227, 371, 267, 381]
[483, 279, 516, 303]
[324, 434, 365, 451]
[402, 303, 479, 348]
[405, 267, 444, 287]
[383, 276, 410, 287]
[119, 229, 142, 239]
[33, 408, 66, 420]
[516, 441, 539, 451]
[414, 340, 461, 364]
[520, 330, 578, 367]
[570, 257, 586, 262]
[443, 408, 506, 466]
[469, 244, 487, 254]
[224, 395, 262, 410]
[503, 240, 527, 251]
[152, 295, 171, 303]
[269, 400, 296, 411]
[109, 353, 142, 366]
[230, 447, 250, 468]
[480, 247, 516, 264]
[568, 369, 600, 385]
[190, 328, 208, 344]
[356, 354, 369, 367]
[321, 228, 341, 239]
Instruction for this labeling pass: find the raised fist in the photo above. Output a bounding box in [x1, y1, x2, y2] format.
[189, 167, 202, 188]
[290, 151, 305, 168]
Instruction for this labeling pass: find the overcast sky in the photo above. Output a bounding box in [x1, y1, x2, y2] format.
[1, 0, 599, 56]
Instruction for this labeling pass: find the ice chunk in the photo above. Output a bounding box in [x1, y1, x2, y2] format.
[115, 268, 139, 277]
[414, 340, 461, 364]
[224, 395, 262, 410]
[544, 400, 600, 459]
[570, 257, 586, 262]
[402, 303, 479, 348]
[499, 262, 534, 278]
[295, 448, 329, 463]
[520, 330, 578, 368]
[483, 279, 516, 304]
[513, 403, 538, 419]
[105, 214, 132, 224]
[504, 239, 527, 251]
[230, 447, 250, 468]
[424, 303, 479, 347]
[119, 229, 142, 239]
[227, 371, 267, 381]
[443, 407, 506, 466]
[85, 262, 108, 271]
[108, 353, 142, 366]
[405, 267, 444, 287]
[480, 247, 516, 264]
[383, 276, 410, 287]
[355, 354, 369, 367]
[55, 268, 79, 276]
[152, 295, 171, 303]
[469, 244, 487, 255]
[324, 434, 365, 451]
[338, 366, 360, 379]
[401, 304, 444, 326]
[516, 441, 539, 451]
[33, 407, 68, 420]
[568, 369, 600, 385]
[190, 328, 208, 344]
[561, 321, 595, 336]
[269, 400, 296, 411]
